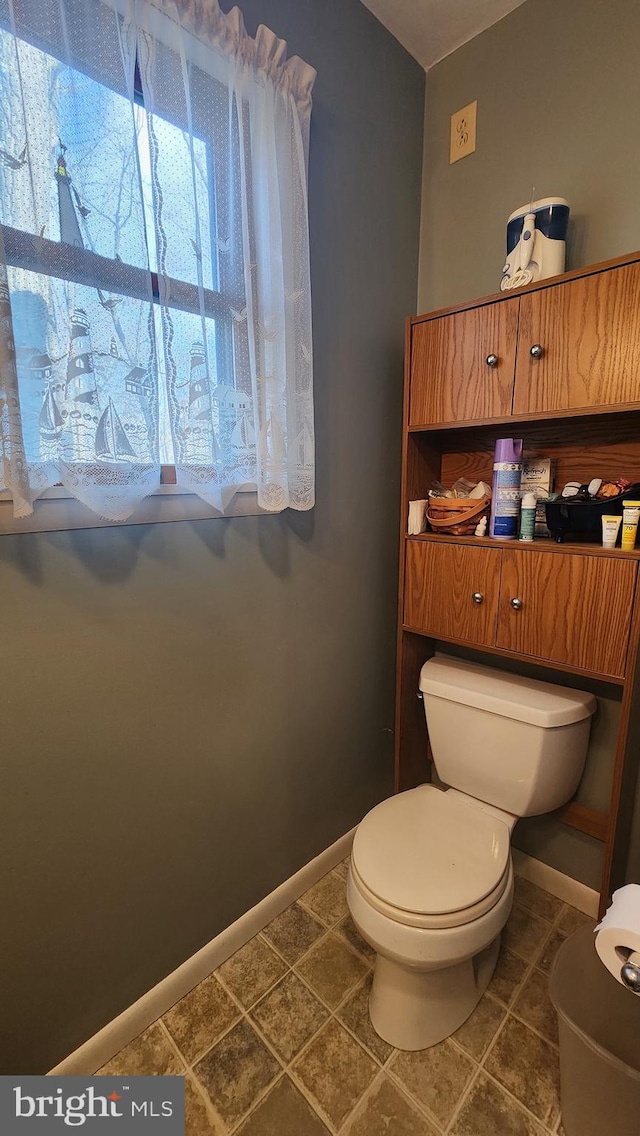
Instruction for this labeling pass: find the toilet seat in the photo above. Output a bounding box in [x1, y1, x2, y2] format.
[351, 785, 511, 930]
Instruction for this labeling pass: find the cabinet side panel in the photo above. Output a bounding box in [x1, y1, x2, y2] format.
[395, 631, 433, 792]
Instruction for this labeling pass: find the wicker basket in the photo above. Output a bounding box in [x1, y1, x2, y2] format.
[426, 495, 491, 536]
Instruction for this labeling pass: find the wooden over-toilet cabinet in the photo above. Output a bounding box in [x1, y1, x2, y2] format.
[396, 250, 640, 916]
[409, 259, 640, 427]
[405, 540, 637, 680]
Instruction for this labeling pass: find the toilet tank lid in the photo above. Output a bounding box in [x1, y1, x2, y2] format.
[419, 657, 597, 728]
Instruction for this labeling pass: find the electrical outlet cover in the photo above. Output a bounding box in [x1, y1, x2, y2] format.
[450, 101, 477, 164]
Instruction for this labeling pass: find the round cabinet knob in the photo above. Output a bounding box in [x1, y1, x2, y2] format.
[510, 597, 523, 610]
[472, 592, 484, 604]
[485, 353, 499, 367]
[530, 343, 544, 359]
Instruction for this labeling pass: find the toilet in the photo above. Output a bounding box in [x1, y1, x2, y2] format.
[347, 655, 596, 1051]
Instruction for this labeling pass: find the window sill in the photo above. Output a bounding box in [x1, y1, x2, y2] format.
[0, 486, 267, 534]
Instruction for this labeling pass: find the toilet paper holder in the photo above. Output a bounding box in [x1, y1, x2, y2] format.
[620, 951, 640, 992]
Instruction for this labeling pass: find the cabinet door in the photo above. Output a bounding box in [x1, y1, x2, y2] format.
[404, 540, 501, 647]
[513, 263, 640, 415]
[409, 299, 519, 426]
[496, 549, 637, 678]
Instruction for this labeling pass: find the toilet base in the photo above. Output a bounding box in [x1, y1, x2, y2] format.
[369, 935, 500, 1051]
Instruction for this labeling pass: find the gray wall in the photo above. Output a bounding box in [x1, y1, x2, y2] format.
[1, 0, 425, 1073]
[418, 0, 640, 889]
[419, 0, 640, 311]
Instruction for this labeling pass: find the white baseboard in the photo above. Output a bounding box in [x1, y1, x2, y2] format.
[512, 849, 599, 917]
[49, 828, 356, 1076]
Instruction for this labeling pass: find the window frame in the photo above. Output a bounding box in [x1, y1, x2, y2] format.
[0, 17, 262, 530]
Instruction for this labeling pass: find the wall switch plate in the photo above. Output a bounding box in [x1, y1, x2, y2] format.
[450, 101, 477, 163]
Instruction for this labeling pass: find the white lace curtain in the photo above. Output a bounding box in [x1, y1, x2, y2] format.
[0, 0, 315, 520]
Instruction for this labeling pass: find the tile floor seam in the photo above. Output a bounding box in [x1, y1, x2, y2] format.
[290, 965, 340, 1016]
[334, 1066, 386, 1135]
[186, 1008, 289, 1132]
[225, 1068, 286, 1136]
[479, 1064, 557, 1134]
[383, 1057, 451, 1132]
[333, 920, 376, 967]
[297, 896, 344, 931]
[443, 976, 556, 1133]
[184, 1069, 231, 1134]
[508, 1003, 560, 1051]
[476, 1010, 560, 1132]
[286, 1015, 382, 1134]
[193, 1006, 290, 1134]
[322, 928, 374, 972]
[446, 997, 554, 1134]
[260, 920, 327, 970]
[162, 984, 248, 1071]
[330, 1011, 387, 1069]
[153, 1017, 189, 1071]
[247, 994, 329, 1073]
[281, 926, 332, 969]
[285, 1009, 372, 1080]
[334, 1066, 434, 1136]
[240, 990, 346, 1133]
[214, 953, 290, 1017]
[284, 1061, 342, 1136]
[502, 931, 563, 1051]
[441, 1062, 483, 1135]
[291, 960, 366, 1018]
[291, 937, 372, 1015]
[331, 964, 375, 1011]
[506, 914, 555, 966]
[245, 989, 373, 1126]
[177, 1011, 243, 1072]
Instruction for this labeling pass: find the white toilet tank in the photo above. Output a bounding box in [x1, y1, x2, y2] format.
[419, 656, 596, 817]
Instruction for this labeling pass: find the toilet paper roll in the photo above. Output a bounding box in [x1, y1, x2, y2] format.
[595, 883, 640, 993]
[408, 500, 427, 535]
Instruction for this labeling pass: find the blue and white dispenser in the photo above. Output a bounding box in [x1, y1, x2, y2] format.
[500, 196, 570, 291]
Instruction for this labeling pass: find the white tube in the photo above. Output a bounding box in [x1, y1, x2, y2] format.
[602, 515, 622, 549]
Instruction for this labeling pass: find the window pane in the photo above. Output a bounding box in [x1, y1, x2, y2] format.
[137, 105, 215, 290]
[9, 266, 156, 464]
[0, 28, 148, 267]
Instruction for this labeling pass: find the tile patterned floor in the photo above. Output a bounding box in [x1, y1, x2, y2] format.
[97, 863, 594, 1135]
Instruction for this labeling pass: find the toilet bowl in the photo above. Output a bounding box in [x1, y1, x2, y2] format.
[347, 656, 596, 1052]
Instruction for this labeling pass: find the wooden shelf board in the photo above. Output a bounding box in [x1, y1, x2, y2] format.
[405, 532, 640, 561]
[401, 622, 626, 686]
[408, 402, 640, 434]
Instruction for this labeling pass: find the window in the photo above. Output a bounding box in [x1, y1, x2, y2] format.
[0, 0, 315, 528]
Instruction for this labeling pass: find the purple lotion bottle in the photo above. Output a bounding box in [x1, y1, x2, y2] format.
[489, 438, 523, 539]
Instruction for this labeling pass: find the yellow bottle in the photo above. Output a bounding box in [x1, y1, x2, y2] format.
[621, 500, 640, 551]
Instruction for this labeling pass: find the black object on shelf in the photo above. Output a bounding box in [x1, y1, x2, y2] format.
[546, 485, 640, 543]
